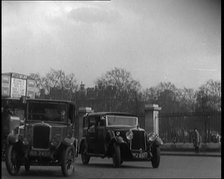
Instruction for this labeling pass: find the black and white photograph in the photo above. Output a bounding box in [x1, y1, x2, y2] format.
[2, 0, 221, 178]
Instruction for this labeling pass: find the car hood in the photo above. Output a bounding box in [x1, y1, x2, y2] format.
[106, 126, 145, 132]
[24, 121, 68, 128]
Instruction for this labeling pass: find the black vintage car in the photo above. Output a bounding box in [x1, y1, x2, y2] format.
[79, 112, 163, 168]
[5, 98, 78, 176]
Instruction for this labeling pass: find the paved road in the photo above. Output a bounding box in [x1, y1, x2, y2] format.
[1, 155, 221, 178]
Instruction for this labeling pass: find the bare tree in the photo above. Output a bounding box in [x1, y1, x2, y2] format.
[95, 67, 141, 112]
[29, 73, 45, 97]
[143, 82, 195, 113]
[177, 88, 196, 113]
[195, 79, 221, 112]
[30, 69, 78, 100]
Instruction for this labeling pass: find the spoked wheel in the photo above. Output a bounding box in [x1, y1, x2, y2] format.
[81, 144, 90, 165]
[112, 143, 121, 168]
[151, 146, 160, 168]
[61, 146, 75, 177]
[5, 144, 21, 176]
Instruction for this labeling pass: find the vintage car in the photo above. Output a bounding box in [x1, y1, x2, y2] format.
[5, 98, 78, 176]
[79, 112, 163, 168]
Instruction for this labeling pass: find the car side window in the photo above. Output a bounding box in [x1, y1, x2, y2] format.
[88, 117, 97, 133]
[89, 117, 96, 127]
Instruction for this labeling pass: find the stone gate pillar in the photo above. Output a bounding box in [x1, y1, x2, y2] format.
[144, 104, 161, 134]
[76, 107, 93, 140]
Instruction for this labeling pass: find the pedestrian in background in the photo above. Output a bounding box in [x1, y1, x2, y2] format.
[193, 128, 200, 153]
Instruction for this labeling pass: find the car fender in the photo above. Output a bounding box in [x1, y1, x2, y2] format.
[147, 132, 163, 146]
[7, 133, 20, 144]
[60, 137, 78, 157]
[62, 137, 76, 147]
[153, 137, 163, 146]
[108, 136, 126, 150]
[107, 130, 126, 144]
[115, 136, 125, 144]
[107, 136, 130, 158]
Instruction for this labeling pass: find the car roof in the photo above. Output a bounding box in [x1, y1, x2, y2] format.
[86, 112, 137, 117]
[26, 98, 75, 105]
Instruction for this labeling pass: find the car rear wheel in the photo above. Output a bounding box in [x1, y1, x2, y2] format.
[112, 143, 121, 168]
[5, 144, 21, 176]
[81, 144, 90, 165]
[61, 146, 75, 177]
[151, 146, 160, 168]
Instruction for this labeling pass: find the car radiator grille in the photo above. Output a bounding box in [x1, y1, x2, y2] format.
[131, 131, 145, 150]
[33, 125, 50, 149]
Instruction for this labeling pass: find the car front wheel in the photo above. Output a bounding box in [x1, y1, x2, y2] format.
[151, 146, 160, 168]
[5, 144, 21, 176]
[61, 146, 75, 177]
[112, 143, 121, 168]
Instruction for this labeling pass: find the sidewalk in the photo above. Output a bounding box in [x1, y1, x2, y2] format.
[161, 151, 221, 157]
[160, 142, 221, 157]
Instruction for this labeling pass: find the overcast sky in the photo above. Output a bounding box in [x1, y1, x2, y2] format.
[2, 0, 221, 89]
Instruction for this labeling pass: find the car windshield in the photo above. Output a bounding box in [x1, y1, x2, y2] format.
[27, 101, 67, 122]
[106, 115, 138, 127]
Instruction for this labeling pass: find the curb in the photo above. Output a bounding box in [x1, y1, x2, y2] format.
[161, 152, 221, 157]
[161, 143, 221, 148]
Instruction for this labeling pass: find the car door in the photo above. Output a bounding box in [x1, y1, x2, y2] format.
[86, 116, 97, 153]
[67, 104, 75, 137]
[95, 117, 106, 154]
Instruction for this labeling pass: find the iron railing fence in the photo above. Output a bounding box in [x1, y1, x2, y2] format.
[158, 112, 221, 143]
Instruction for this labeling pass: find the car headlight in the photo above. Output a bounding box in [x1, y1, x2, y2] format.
[115, 131, 120, 136]
[51, 135, 61, 147]
[23, 137, 29, 145]
[147, 132, 156, 141]
[126, 130, 133, 140]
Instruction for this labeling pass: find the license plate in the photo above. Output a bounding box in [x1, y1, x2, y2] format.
[132, 152, 148, 159]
